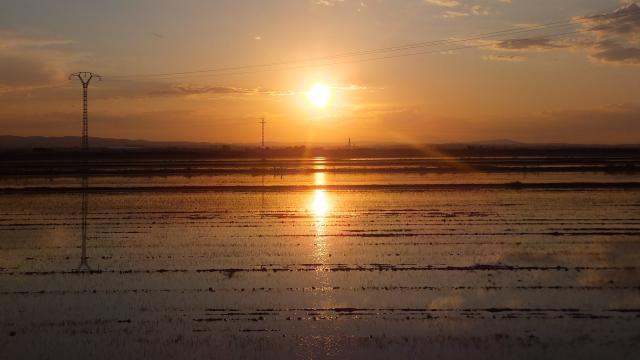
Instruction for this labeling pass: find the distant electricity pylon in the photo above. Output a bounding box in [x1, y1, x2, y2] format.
[260, 117, 266, 149]
[259, 117, 267, 160]
[69, 72, 102, 154]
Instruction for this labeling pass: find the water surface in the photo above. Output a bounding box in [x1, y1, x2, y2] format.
[1, 162, 639, 358]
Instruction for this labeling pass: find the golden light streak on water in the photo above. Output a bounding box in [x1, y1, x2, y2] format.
[310, 170, 335, 309]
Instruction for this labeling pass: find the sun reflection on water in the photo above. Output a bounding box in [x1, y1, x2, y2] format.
[314, 171, 326, 186]
[312, 188, 330, 263]
[308, 170, 334, 308]
[312, 189, 329, 219]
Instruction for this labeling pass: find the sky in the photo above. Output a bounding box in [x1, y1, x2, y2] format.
[0, 0, 639, 145]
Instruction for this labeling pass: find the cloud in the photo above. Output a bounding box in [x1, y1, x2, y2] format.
[169, 85, 264, 95]
[148, 83, 297, 97]
[493, 38, 566, 51]
[443, 10, 469, 18]
[481, 3, 640, 65]
[426, 0, 510, 18]
[482, 54, 525, 62]
[313, 0, 368, 11]
[2, 77, 369, 104]
[425, 0, 460, 7]
[331, 84, 370, 91]
[589, 39, 640, 65]
[466, 2, 640, 67]
[143, 82, 367, 98]
[572, 3, 640, 65]
[471, 5, 489, 16]
[0, 32, 73, 50]
[580, 3, 640, 37]
[314, 0, 344, 6]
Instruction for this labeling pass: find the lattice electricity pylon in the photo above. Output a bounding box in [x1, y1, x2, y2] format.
[69, 72, 102, 154]
[259, 117, 267, 160]
[259, 117, 267, 149]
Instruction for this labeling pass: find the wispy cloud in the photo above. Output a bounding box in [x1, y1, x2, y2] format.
[588, 39, 640, 65]
[482, 54, 525, 62]
[577, 3, 640, 65]
[580, 3, 640, 37]
[493, 37, 567, 51]
[154, 84, 288, 96]
[425, 0, 510, 18]
[443, 11, 469, 18]
[0, 32, 73, 50]
[480, 3, 640, 65]
[314, 0, 344, 6]
[425, 0, 460, 7]
[313, 0, 369, 12]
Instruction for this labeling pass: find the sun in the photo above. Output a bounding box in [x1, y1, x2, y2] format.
[307, 83, 332, 108]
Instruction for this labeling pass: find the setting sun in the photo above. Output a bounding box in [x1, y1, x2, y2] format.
[307, 83, 332, 108]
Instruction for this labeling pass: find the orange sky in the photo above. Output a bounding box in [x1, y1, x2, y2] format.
[1, 1, 639, 144]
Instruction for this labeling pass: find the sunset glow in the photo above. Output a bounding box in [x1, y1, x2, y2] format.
[1, 2, 638, 143]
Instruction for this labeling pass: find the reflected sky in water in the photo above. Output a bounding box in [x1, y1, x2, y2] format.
[1, 158, 639, 358]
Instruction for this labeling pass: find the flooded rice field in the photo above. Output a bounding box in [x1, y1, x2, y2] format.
[1, 160, 639, 358]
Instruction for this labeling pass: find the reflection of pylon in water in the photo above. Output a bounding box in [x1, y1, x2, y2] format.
[78, 175, 91, 271]
[260, 175, 265, 219]
[69, 72, 99, 272]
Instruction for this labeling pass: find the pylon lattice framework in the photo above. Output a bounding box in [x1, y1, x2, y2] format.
[69, 72, 102, 153]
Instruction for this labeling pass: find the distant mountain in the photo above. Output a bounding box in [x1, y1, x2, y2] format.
[441, 139, 640, 148]
[467, 139, 528, 146]
[0, 136, 221, 149]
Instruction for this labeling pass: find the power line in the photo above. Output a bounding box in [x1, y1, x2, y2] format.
[103, 28, 595, 82]
[103, 6, 639, 81]
[107, 22, 575, 80]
